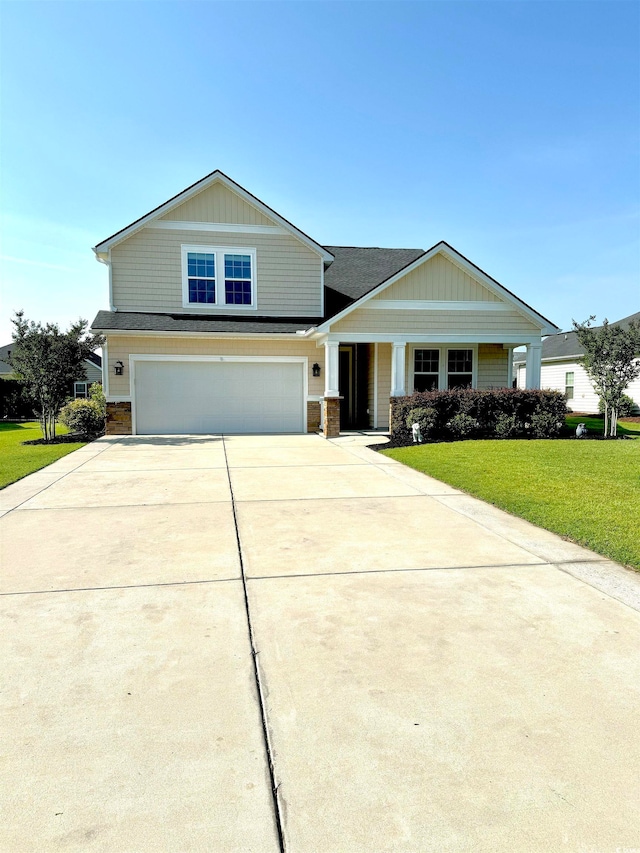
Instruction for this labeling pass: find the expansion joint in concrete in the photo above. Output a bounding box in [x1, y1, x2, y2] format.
[222, 437, 287, 853]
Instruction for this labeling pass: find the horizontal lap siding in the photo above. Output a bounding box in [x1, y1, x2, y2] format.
[332, 309, 539, 335]
[111, 229, 322, 315]
[107, 335, 324, 398]
[541, 362, 598, 412]
[158, 183, 274, 225]
[373, 254, 500, 302]
[477, 344, 510, 389]
[85, 363, 103, 384]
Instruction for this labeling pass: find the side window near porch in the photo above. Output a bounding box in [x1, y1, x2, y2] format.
[565, 371, 574, 400]
[414, 349, 439, 392]
[74, 382, 89, 399]
[447, 349, 473, 389]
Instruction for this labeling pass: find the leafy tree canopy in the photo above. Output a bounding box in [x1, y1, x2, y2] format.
[7, 311, 104, 441]
[572, 315, 640, 437]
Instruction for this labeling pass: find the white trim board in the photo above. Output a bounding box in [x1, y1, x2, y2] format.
[148, 221, 286, 235]
[321, 332, 544, 345]
[368, 300, 512, 311]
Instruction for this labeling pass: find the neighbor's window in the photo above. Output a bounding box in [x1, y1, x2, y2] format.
[414, 349, 439, 392]
[183, 246, 256, 308]
[74, 382, 89, 399]
[447, 349, 473, 389]
[565, 371, 575, 400]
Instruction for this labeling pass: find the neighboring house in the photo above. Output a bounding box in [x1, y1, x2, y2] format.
[90, 170, 558, 437]
[513, 312, 640, 413]
[0, 344, 102, 398]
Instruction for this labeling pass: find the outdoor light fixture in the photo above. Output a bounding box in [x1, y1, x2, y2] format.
[312, 362, 321, 377]
[114, 361, 124, 376]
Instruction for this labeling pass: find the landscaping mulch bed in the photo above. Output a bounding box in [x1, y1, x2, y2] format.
[22, 432, 103, 446]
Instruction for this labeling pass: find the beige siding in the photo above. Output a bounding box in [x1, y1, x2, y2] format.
[333, 308, 540, 335]
[377, 343, 391, 429]
[106, 335, 323, 398]
[158, 182, 274, 225]
[477, 344, 510, 389]
[372, 254, 500, 302]
[110, 228, 322, 316]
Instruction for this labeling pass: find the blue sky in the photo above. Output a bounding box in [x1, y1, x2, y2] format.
[1, 0, 638, 345]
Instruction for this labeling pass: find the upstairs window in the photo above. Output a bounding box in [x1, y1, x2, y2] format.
[182, 246, 256, 309]
[447, 349, 473, 389]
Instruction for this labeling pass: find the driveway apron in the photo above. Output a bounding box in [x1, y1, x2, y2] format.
[1, 433, 639, 852]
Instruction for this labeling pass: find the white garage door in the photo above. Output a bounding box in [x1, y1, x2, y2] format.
[134, 359, 305, 434]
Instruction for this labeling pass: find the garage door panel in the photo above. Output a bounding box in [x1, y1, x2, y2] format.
[134, 360, 304, 435]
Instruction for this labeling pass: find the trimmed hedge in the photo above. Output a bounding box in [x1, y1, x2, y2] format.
[391, 388, 568, 444]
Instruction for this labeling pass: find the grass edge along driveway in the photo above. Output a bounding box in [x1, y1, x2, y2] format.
[0, 422, 86, 489]
[381, 437, 640, 571]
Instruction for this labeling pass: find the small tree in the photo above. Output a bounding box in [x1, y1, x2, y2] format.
[7, 312, 104, 442]
[572, 316, 640, 437]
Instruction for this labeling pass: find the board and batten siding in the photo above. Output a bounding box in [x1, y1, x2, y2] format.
[372, 254, 501, 302]
[332, 308, 539, 336]
[158, 182, 274, 226]
[110, 228, 323, 316]
[377, 343, 392, 429]
[106, 335, 324, 398]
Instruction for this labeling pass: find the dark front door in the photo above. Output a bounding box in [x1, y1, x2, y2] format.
[339, 344, 370, 430]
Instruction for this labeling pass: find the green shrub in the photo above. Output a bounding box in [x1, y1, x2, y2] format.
[598, 393, 637, 417]
[390, 388, 567, 444]
[405, 406, 438, 440]
[529, 410, 563, 438]
[89, 382, 106, 414]
[494, 413, 520, 438]
[58, 399, 105, 435]
[447, 413, 479, 438]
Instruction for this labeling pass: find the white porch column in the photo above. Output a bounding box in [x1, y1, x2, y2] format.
[391, 342, 407, 397]
[525, 342, 542, 389]
[324, 341, 340, 397]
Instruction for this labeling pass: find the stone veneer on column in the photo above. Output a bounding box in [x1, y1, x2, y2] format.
[322, 397, 341, 439]
[106, 402, 132, 435]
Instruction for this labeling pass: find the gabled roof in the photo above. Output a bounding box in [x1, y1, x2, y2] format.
[318, 241, 560, 335]
[0, 343, 101, 375]
[93, 170, 334, 262]
[513, 311, 640, 363]
[323, 246, 426, 302]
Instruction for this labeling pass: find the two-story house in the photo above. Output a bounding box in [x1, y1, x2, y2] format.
[91, 171, 558, 437]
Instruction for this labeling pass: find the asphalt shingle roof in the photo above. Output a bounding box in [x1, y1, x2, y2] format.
[91, 311, 323, 334]
[513, 312, 640, 363]
[323, 246, 425, 302]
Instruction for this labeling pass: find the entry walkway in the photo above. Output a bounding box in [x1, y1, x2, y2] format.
[1, 434, 639, 851]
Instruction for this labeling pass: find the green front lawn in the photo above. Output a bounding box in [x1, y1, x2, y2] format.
[565, 414, 640, 437]
[0, 422, 86, 489]
[381, 439, 640, 570]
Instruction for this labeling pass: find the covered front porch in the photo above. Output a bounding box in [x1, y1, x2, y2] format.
[317, 337, 544, 438]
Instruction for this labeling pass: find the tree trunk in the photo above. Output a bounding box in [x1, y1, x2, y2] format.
[603, 401, 609, 438]
[610, 407, 617, 437]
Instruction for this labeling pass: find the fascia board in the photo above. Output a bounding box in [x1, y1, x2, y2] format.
[318, 241, 560, 336]
[92, 171, 334, 262]
[90, 328, 314, 340]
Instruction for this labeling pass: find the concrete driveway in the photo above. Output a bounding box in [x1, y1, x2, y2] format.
[1, 433, 639, 852]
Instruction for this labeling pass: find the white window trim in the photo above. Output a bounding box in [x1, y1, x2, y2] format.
[74, 382, 89, 399]
[181, 244, 257, 311]
[409, 344, 478, 393]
